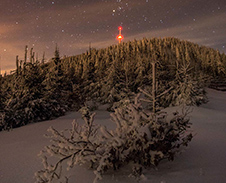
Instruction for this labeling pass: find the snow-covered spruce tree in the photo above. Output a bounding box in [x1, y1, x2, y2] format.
[142, 59, 208, 109]
[100, 58, 134, 110]
[137, 60, 174, 111]
[2, 59, 48, 129]
[35, 96, 193, 183]
[170, 60, 208, 106]
[1, 46, 68, 131]
[41, 45, 71, 118]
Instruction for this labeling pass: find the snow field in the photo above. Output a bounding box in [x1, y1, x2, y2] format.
[0, 88, 226, 183]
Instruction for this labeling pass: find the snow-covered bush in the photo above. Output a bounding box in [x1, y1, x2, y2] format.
[35, 106, 98, 183]
[35, 96, 193, 183]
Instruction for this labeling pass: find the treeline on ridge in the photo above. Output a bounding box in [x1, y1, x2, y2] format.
[0, 37, 225, 130]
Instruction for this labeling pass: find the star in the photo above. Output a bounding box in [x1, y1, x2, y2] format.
[0, 0, 225, 73]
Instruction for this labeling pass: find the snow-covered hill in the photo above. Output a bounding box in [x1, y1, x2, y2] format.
[0, 88, 226, 183]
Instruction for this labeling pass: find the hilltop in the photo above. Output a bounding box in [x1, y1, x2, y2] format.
[0, 37, 226, 130]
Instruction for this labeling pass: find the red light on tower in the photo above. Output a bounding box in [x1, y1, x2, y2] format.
[117, 35, 123, 42]
[117, 26, 123, 44]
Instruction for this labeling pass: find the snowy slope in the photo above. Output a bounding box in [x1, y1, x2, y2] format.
[0, 88, 226, 183]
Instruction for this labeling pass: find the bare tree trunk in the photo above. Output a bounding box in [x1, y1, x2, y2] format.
[152, 62, 156, 113]
[24, 45, 28, 64]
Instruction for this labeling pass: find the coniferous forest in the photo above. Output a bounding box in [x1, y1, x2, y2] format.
[0, 37, 226, 131]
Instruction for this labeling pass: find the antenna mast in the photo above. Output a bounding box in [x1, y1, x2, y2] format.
[117, 26, 123, 44]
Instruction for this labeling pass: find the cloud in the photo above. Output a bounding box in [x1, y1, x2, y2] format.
[1, 0, 226, 72]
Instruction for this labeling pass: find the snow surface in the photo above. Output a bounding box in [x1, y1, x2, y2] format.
[0, 88, 226, 183]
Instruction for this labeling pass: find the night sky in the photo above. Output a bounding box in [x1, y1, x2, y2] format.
[0, 0, 226, 73]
